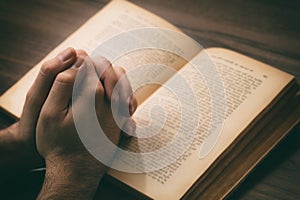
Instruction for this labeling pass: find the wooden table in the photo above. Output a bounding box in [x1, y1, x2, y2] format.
[0, 0, 299, 199]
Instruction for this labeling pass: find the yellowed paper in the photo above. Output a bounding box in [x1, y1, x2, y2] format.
[108, 48, 293, 199]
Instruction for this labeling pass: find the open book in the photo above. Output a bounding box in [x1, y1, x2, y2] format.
[0, 1, 299, 199]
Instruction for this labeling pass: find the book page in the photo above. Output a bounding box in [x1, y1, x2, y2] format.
[0, 0, 200, 117]
[108, 48, 293, 199]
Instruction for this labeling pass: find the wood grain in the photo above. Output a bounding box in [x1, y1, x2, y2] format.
[0, 0, 299, 199]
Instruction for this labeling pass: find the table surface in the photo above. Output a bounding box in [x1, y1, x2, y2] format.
[0, 0, 299, 199]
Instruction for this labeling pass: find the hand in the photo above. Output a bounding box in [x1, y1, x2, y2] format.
[0, 47, 77, 174]
[36, 52, 136, 199]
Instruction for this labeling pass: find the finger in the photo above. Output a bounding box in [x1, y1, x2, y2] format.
[73, 49, 88, 68]
[71, 50, 90, 94]
[90, 56, 118, 101]
[72, 57, 98, 101]
[22, 47, 76, 121]
[71, 59, 103, 118]
[114, 67, 137, 138]
[42, 68, 78, 114]
[114, 67, 137, 116]
[88, 57, 136, 137]
[95, 81, 123, 146]
[70, 64, 122, 146]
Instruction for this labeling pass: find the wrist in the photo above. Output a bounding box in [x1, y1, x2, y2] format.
[38, 153, 106, 200]
[45, 153, 106, 181]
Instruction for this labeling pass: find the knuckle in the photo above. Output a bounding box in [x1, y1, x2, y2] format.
[55, 69, 76, 84]
[41, 106, 58, 122]
[74, 50, 88, 68]
[40, 61, 56, 76]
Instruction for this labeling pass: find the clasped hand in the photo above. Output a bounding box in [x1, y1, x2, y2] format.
[1, 47, 137, 199]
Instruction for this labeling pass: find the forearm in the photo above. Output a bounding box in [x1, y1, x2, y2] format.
[38, 155, 105, 200]
[0, 123, 43, 176]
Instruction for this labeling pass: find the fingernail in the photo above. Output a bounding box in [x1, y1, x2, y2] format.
[59, 48, 75, 61]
